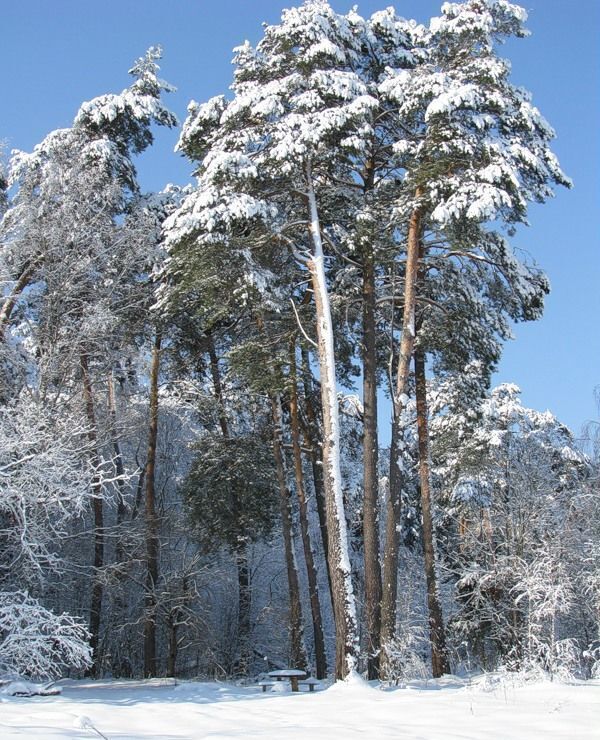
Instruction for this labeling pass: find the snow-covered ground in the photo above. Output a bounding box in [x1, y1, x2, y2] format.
[1, 673, 598, 739]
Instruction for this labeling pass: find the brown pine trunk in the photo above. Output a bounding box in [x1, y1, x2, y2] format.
[80, 352, 104, 677]
[289, 342, 327, 678]
[143, 330, 162, 678]
[271, 393, 307, 670]
[362, 245, 382, 679]
[380, 194, 423, 675]
[414, 349, 449, 677]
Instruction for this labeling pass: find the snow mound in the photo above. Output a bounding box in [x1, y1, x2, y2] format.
[327, 670, 373, 694]
[0, 679, 61, 697]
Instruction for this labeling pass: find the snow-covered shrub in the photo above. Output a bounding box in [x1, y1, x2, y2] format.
[434, 385, 589, 675]
[582, 641, 600, 679]
[511, 549, 581, 680]
[381, 622, 430, 685]
[0, 591, 91, 679]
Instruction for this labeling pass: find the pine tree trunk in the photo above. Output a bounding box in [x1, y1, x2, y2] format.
[380, 195, 423, 676]
[300, 346, 334, 608]
[271, 393, 307, 671]
[289, 342, 327, 679]
[380, 419, 403, 676]
[305, 160, 358, 679]
[80, 352, 104, 677]
[143, 330, 162, 678]
[362, 245, 382, 679]
[107, 368, 130, 676]
[414, 349, 450, 678]
[107, 369, 128, 565]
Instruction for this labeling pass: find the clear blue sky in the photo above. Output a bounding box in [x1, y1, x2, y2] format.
[3, 0, 599, 438]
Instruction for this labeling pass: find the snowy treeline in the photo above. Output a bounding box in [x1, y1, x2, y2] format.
[0, 1, 598, 685]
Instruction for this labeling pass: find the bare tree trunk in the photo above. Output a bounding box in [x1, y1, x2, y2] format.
[380, 421, 404, 678]
[130, 466, 146, 522]
[305, 160, 358, 679]
[107, 369, 127, 565]
[166, 609, 179, 679]
[414, 349, 450, 677]
[143, 330, 162, 678]
[80, 352, 104, 677]
[106, 368, 130, 677]
[362, 244, 382, 679]
[289, 342, 327, 678]
[271, 393, 307, 670]
[235, 544, 252, 676]
[380, 193, 423, 676]
[166, 575, 189, 678]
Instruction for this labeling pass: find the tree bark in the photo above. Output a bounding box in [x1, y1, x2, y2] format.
[380, 419, 404, 678]
[106, 368, 130, 677]
[107, 369, 128, 565]
[300, 346, 333, 607]
[80, 352, 104, 677]
[289, 342, 327, 678]
[414, 349, 450, 677]
[362, 243, 382, 679]
[380, 193, 423, 676]
[271, 393, 307, 671]
[166, 609, 179, 679]
[305, 160, 358, 679]
[235, 543, 252, 676]
[143, 330, 162, 678]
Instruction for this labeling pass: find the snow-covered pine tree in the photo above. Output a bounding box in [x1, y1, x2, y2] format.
[377, 0, 570, 673]
[334, 8, 419, 679]
[165, 0, 393, 679]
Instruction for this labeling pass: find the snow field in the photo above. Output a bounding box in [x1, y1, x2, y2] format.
[1, 674, 598, 740]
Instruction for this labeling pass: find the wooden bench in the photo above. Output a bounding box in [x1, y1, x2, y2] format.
[298, 677, 321, 692]
[258, 680, 276, 693]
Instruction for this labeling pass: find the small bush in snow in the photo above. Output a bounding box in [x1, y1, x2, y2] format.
[0, 591, 91, 679]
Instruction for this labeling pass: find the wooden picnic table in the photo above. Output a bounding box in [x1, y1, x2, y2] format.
[267, 669, 307, 692]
